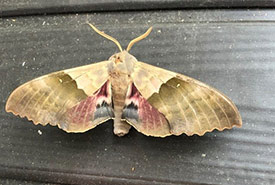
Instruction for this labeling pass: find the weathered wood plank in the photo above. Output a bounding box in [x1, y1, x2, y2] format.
[1, 0, 275, 17]
[0, 10, 274, 185]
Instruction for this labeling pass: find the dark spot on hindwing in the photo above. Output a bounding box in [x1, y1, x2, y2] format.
[101, 101, 108, 107]
[96, 101, 108, 108]
[94, 100, 114, 120]
[122, 101, 139, 122]
[126, 102, 138, 110]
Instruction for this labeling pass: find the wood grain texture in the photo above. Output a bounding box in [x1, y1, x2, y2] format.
[0, 178, 57, 185]
[1, 0, 275, 17]
[1, 10, 275, 185]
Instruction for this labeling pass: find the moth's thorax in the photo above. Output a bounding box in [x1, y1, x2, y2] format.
[107, 51, 136, 121]
[107, 51, 137, 75]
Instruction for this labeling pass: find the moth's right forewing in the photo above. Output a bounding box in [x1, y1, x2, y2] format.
[131, 61, 242, 137]
[6, 61, 113, 133]
[131, 62, 176, 99]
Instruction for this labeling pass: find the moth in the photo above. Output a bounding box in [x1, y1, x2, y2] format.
[5, 23, 242, 137]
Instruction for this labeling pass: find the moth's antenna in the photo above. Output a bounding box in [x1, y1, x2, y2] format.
[126, 27, 153, 52]
[87, 23, 123, 52]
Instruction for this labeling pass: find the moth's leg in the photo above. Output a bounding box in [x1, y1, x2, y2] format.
[113, 112, 131, 137]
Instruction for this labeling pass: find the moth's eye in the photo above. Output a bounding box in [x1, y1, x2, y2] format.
[114, 56, 122, 63]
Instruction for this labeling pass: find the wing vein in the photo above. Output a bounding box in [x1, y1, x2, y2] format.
[204, 89, 231, 127]
[83, 97, 92, 123]
[179, 86, 211, 131]
[76, 95, 89, 123]
[21, 89, 40, 114]
[167, 84, 202, 133]
[28, 91, 45, 117]
[200, 88, 223, 128]
[157, 96, 173, 133]
[15, 89, 32, 111]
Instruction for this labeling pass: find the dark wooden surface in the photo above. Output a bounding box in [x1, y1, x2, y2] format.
[0, 5, 275, 185]
[2, 0, 275, 17]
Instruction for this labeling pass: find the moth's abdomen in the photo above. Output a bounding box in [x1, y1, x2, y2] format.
[110, 72, 132, 136]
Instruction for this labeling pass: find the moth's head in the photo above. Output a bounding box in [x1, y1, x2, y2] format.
[87, 22, 152, 57]
[108, 51, 137, 64]
[107, 51, 137, 73]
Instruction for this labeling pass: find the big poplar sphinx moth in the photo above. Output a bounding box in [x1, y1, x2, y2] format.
[6, 23, 242, 137]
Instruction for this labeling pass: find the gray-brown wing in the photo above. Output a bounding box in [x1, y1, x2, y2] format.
[127, 62, 242, 137]
[6, 61, 114, 133]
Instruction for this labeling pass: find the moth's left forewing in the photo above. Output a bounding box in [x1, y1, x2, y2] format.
[63, 61, 110, 95]
[128, 61, 242, 137]
[6, 61, 114, 133]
